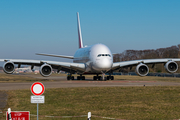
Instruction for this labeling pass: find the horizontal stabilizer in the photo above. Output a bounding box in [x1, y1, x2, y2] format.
[36, 53, 74, 59]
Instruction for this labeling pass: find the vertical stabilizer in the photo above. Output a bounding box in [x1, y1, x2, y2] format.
[77, 12, 83, 48]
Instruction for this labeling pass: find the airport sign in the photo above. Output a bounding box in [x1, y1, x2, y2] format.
[31, 96, 45, 103]
[6, 111, 30, 120]
[31, 82, 45, 96]
[30, 82, 45, 120]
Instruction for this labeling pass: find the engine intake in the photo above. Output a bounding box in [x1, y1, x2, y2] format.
[164, 61, 178, 73]
[39, 64, 52, 77]
[135, 63, 149, 76]
[3, 62, 15, 74]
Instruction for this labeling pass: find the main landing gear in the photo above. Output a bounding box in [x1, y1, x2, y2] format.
[67, 75, 74, 80]
[93, 74, 102, 80]
[107, 72, 114, 80]
[67, 71, 74, 80]
[93, 74, 114, 81]
[107, 76, 114, 80]
[77, 74, 85, 80]
[66, 73, 114, 81]
[67, 74, 85, 80]
[93, 75, 107, 81]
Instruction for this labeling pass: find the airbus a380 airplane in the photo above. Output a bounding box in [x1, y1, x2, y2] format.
[1, 12, 180, 81]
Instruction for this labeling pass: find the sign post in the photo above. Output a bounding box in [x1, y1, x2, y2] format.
[30, 82, 45, 120]
[8, 108, 11, 120]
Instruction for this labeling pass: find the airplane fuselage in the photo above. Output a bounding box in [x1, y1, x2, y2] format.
[73, 43, 113, 74]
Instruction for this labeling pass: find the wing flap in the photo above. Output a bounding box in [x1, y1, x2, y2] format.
[42, 60, 85, 72]
[36, 53, 74, 59]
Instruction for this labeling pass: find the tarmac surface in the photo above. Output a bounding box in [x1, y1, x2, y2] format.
[1, 75, 180, 90]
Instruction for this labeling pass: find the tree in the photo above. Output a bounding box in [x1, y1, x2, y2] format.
[113, 44, 180, 73]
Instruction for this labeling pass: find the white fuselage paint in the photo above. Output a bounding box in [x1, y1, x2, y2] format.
[73, 43, 113, 74]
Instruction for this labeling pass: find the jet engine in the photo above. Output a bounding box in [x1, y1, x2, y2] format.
[135, 63, 149, 76]
[3, 62, 15, 74]
[39, 64, 52, 77]
[164, 61, 178, 73]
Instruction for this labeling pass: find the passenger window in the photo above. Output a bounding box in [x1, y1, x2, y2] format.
[97, 54, 111, 57]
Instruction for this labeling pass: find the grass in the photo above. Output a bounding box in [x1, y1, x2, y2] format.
[0, 73, 54, 82]
[1, 86, 180, 120]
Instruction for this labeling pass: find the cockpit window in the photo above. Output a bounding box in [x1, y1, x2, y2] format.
[97, 54, 111, 57]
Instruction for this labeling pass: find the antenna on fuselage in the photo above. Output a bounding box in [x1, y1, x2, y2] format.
[77, 12, 84, 48]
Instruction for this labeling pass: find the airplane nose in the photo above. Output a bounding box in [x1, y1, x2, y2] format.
[93, 58, 112, 71]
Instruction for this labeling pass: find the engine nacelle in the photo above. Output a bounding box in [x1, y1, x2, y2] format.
[3, 62, 15, 74]
[164, 61, 178, 73]
[39, 64, 52, 77]
[135, 63, 149, 76]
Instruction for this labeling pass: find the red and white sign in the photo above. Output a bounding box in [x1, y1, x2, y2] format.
[6, 111, 30, 120]
[31, 82, 45, 96]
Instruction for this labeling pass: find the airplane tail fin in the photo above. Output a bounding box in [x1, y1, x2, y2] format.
[77, 12, 83, 48]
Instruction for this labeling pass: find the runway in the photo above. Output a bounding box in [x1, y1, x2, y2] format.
[1, 76, 180, 90]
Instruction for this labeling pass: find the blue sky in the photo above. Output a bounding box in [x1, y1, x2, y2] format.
[0, 0, 180, 63]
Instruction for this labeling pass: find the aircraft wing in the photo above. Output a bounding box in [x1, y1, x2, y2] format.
[112, 58, 180, 71]
[0, 59, 85, 73]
